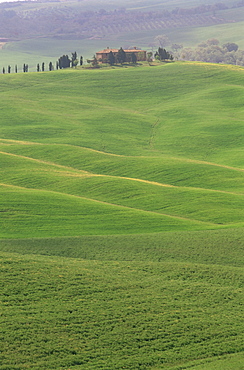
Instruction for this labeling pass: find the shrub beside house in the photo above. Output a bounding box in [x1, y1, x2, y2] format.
[96, 47, 147, 63]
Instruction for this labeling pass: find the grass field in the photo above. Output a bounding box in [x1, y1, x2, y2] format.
[1, 250, 243, 369]
[1, 228, 243, 266]
[0, 62, 243, 369]
[1, 62, 243, 238]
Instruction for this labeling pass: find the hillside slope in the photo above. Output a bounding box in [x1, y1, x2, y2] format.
[0, 62, 243, 370]
[0, 250, 243, 370]
[0, 62, 243, 238]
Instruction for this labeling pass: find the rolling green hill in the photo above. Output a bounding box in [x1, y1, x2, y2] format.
[0, 62, 243, 238]
[0, 62, 243, 369]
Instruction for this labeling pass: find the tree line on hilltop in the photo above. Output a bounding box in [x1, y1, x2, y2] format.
[1, 52, 83, 74]
[1, 47, 174, 74]
[3, 39, 244, 74]
[90, 47, 173, 67]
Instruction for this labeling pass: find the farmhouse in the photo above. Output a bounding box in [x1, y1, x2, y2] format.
[96, 47, 147, 63]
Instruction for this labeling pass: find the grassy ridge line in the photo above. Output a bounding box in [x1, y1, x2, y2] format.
[1, 179, 242, 234]
[1, 227, 243, 267]
[1, 143, 244, 172]
[1, 138, 244, 172]
[1, 149, 243, 195]
[0, 63, 243, 237]
[0, 149, 91, 174]
[2, 181, 209, 222]
[1, 144, 243, 193]
[1, 63, 243, 165]
[1, 251, 243, 369]
[0, 185, 209, 239]
[1, 152, 244, 228]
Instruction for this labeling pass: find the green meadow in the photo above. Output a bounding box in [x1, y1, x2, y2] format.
[1, 63, 243, 238]
[1, 251, 243, 370]
[0, 62, 243, 369]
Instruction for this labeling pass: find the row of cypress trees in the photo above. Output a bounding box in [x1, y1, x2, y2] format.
[2, 64, 29, 74]
[2, 48, 173, 74]
[2, 52, 83, 74]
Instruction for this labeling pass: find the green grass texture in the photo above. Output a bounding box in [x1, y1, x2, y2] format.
[1, 228, 243, 267]
[0, 251, 243, 369]
[0, 62, 243, 238]
[0, 62, 243, 369]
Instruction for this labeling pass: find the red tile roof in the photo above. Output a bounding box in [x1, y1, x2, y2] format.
[97, 48, 146, 54]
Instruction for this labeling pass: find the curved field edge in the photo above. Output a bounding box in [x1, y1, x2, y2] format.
[1, 145, 243, 192]
[0, 58, 243, 370]
[1, 251, 243, 370]
[0, 63, 243, 165]
[0, 184, 216, 239]
[1, 148, 243, 232]
[0, 62, 243, 236]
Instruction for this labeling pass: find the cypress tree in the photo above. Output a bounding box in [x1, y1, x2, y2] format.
[108, 51, 115, 65]
[91, 55, 98, 67]
[116, 47, 126, 64]
[15, 65, 17, 73]
[2, 67, 5, 74]
[42, 62, 45, 72]
[131, 52, 137, 64]
[58, 55, 71, 69]
[71, 51, 77, 67]
[8, 65, 11, 73]
[155, 47, 173, 61]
